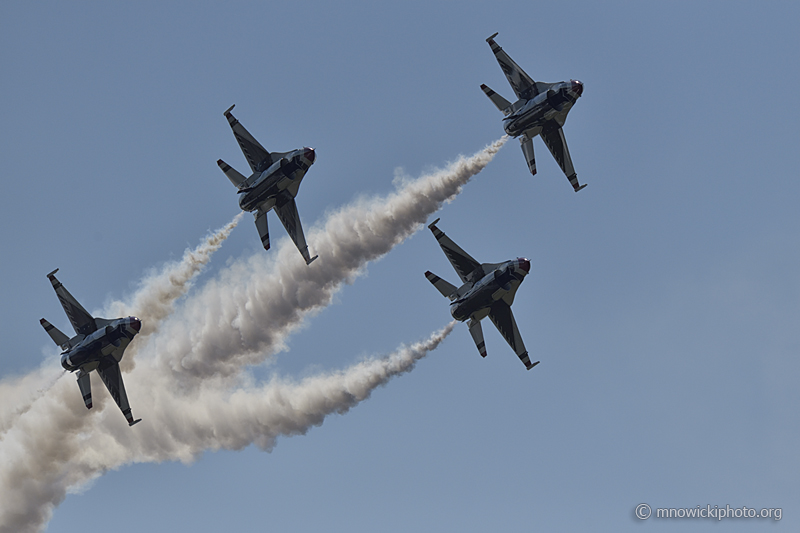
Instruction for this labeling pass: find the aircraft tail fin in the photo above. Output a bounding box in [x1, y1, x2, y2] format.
[425, 271, 458, 300]
[480, 84, 513, 116]
[40, 318, 71, 350]
[217, 159, 247, 188]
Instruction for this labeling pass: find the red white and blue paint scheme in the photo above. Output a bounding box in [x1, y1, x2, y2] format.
[481, 32, 586, 192]
[424, 219, 538, 370]
[217, 105, 318, 265]
[40, 269, 142, 426]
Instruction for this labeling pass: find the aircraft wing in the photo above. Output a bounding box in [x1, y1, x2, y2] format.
[488, 302, 539, 370]
[486, 33, 538, 100]
[223, 105, 272, 173]
[46, 269, 96, 336]
[540, 125, 586, 192]
[96, 358, 141, 426]
[274, 197, 317, 265]
[427, 219, 481, 284]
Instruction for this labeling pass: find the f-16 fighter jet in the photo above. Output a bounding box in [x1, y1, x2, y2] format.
[481, 32, 586, 192]
[424, 219, 539, 370]
[217, 105, 318, 265]
[40, 269, 142, 426]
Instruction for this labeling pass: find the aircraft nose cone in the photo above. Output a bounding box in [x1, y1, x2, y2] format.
[130, 317, 141, 332]
[571, 79, 584, 97]
[518, 258, 531, 273]
[304, 147, 316, 164]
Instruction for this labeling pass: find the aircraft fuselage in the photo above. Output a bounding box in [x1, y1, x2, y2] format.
[60, 317, 141, 372]
[503, 80, 583, 138]
[450, 258, 530, 322]
[238, 148, 316, 213]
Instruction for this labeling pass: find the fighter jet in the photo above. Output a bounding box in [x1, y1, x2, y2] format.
[481, 32, 586, 192]
[424, 219, 538, 370]
[217, 105, 318, 265]
[40, 269, 142, 426]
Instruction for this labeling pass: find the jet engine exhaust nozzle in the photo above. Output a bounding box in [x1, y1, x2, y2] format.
[304, 147, 316, 164]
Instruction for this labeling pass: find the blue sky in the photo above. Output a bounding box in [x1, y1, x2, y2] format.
[1, 1, 799, 531]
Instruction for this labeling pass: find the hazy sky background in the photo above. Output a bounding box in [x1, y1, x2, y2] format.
[1, 1, 799, 531]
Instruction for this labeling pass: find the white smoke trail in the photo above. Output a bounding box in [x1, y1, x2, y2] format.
[108, 213, 243, 371]
[0, 215, 241, 434]
[0, 323, 455, 533]
[153, 137, 506, 381]
[0, 138, 504, 532]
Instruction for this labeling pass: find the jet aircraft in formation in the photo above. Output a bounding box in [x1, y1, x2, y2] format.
[40, 269, 142, 426]
[481, 32, 586, 192]
[424, 219, 538, 370]
[217, 105, 318, 265]
[36, 33, 586, 424]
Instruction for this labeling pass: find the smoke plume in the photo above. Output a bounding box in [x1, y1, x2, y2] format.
[0, 216, 242, 435]
[152, 136, 506, 382]
[0, 324, 455, 532]
[0, 138, 504, 532]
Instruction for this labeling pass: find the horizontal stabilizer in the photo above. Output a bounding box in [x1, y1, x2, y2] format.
[40, 318, 70, 349]
[254, 210, 270, 251]
[217, 159, 247, 188]
[467, 319, 487, 358]
[76, 370, 92, 409]
[425, 271, 458, 300]
[480, 84, 512, 116]
[520, 133, 537, 176]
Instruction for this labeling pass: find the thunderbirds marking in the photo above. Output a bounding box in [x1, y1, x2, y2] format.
[424, 219, 539, 370]
[482, 32, 586, 192]
[218, 105, 318, 265]
[40, 269, 142, 426]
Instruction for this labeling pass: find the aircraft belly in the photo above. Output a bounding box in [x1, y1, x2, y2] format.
[81, 360, 100, 373]
[450, 292, 494, 322]
[241, 184, 279, 212]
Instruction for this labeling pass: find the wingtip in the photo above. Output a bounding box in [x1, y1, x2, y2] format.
[486, 32, 498, 42]
[427, 218, 441, 230]
[46, 268, 59, 279]
[223, 104, 235, 116]
[527, 361, 541, 370]
[306, 255, 319, 265]
[575, 183, 587, 192]
[129, 418, 142, 427]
